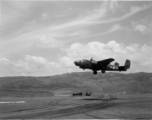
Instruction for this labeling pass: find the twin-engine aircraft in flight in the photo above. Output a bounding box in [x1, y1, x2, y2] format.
[74, 58, 131, 75]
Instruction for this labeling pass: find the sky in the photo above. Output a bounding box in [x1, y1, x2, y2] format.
[0, 0, 152, 76]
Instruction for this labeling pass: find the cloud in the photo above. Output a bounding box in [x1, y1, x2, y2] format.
[1, 1, 152, 76]
[62, 41, 125, 61]
[35, 35, 65, 48]
[1, 41, 152, 76]
[1, 1, 31, 35]
[99, 24, 124, 35]
[60, 41, 152, 73]
[131, 20, 152, 34]
[109, 0, 119, 11]
[1, 1, 150, 45]
[74, 24, 124, 40]
[42, 13, 49, 20]
[51, 4, 150, 31]
[0, 55, 65, 76]
[95, 5, 150, 24]
[134, 24, 148, 33]
[1, 1, 150, 41]
[108, 24, 123, 32]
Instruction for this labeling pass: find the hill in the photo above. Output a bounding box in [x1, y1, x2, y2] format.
[0, 72, 152, 97]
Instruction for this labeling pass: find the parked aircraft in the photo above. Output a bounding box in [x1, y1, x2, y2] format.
[73, 92, 83, 96]
[74, 58, 131, 75]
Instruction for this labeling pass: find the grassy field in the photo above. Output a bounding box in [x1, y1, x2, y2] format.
[0, 94, 152, 119]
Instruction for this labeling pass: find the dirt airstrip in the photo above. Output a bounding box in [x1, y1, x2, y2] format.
[0, 94, 152, 119]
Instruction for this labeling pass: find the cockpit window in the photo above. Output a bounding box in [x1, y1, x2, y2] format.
[76, 59, 89, 64]
[81, 59, 87, 62]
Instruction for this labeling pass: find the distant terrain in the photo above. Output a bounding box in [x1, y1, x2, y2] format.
[0, 72, 152, 97]
[0, 72, 152, 119]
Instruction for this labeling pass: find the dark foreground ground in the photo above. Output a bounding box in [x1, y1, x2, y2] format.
[0, 94, 152, 119]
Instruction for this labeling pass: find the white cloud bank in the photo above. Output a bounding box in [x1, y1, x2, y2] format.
[60, 41, 152, 73]
[0, 55, 66, 76]
[0, 41, 152, 76]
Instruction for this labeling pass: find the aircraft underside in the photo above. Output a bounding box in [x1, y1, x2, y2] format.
[81, 65, 127, 75]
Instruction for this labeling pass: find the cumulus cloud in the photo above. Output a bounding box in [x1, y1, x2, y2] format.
[62, 41, 124, 60]
[60, 41, 152, 73]
[0, 41, 152, 76]
[134, 24, 148, 33]
[0, 55, 67, 76]
[131, 20, 152, 34]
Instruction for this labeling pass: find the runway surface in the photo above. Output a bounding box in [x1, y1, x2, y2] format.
[0, 94, 152, 119]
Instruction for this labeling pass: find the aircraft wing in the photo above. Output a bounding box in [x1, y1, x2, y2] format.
[97, 58, 114, 66]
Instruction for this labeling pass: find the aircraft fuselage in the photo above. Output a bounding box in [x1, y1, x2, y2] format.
[74, 58, 131, 75]
[74, 58, 114, 71]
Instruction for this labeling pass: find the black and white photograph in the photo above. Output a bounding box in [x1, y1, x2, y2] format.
[0, 0, 152, 119]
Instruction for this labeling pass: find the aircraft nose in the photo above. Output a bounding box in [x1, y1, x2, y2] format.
[74, 61, 80, 66]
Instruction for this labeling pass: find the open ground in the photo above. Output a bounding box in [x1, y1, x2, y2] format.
[0, 94, 152, 119]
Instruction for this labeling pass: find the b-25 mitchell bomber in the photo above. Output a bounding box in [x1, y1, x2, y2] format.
[74, 58, 131, 75]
